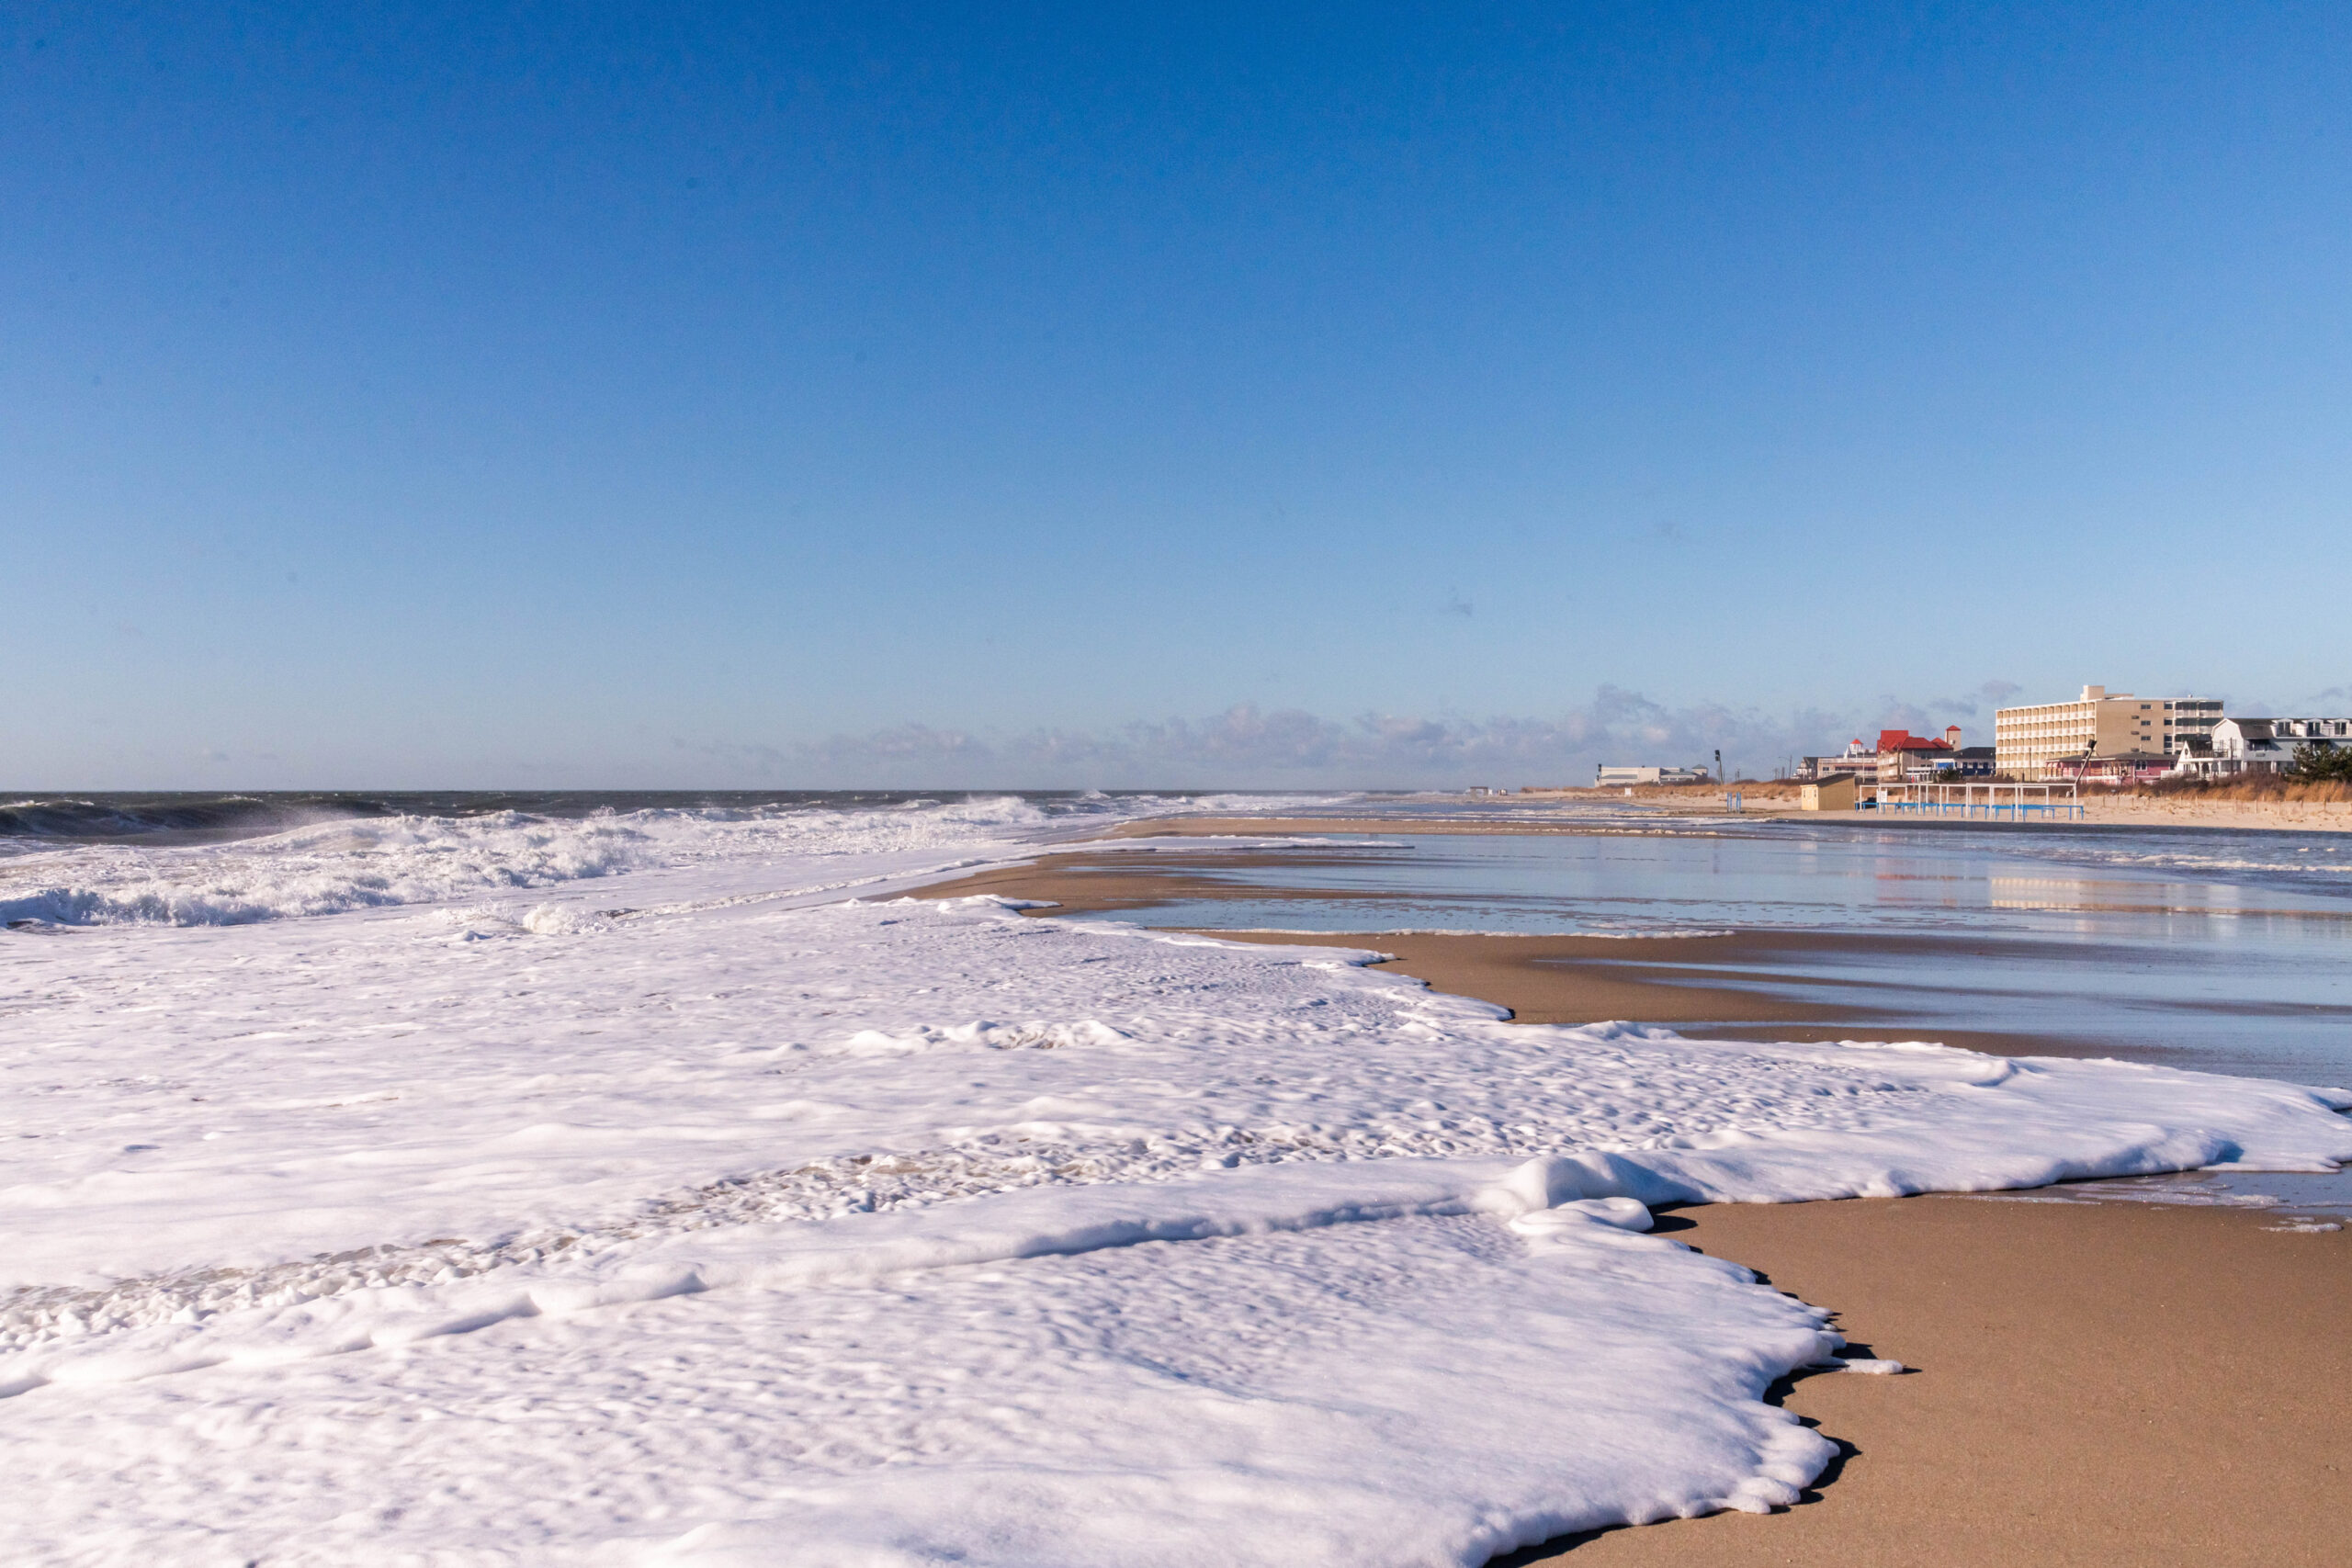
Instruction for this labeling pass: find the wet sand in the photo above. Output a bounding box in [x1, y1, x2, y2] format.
[1513, 1196, 2351, 1567]
[904, 848, 2146, 1058]
[906, 845, 2352, 1563]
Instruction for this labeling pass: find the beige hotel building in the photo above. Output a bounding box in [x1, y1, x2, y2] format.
[1993, 686, 2223, 780]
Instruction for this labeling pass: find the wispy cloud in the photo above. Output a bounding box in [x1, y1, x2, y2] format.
[682, 684, 2017, 787]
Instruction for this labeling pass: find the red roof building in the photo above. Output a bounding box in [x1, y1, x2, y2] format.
[1876, 726, 1962, 754]
[1803, 727, 1970, 784]
[1875, 726, 1964, 782]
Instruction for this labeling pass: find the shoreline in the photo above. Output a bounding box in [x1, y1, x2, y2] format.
[903, 842, 2352, 1562]
[1111, 802, 2352, 836]
[899, 845, 2342, 1065]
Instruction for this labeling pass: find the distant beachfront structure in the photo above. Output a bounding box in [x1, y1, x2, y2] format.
[1799, 774, 1859, 811]
[1993, 685, 2222, 780]
[1800, 739, 1879, 784]
[2173, 716, 2352, 778]
[1594, 764, 1710, 786]
[1798, 728, 1991, 784]
[2046, 750, 2179, 786]
[1871, 726, 1962, 783]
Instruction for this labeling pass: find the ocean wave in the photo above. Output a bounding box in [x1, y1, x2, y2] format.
[0, 788, 1159, 844]
[0, 792, 1329, 929]
[0, 811, 651, 927]
[0, 794, 384, 842]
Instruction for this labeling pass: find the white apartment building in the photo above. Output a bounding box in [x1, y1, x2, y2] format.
[1993, 686, 2223, 780]
[2170, 699, 2226, 752]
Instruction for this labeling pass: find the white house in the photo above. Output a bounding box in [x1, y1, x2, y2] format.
[2175, 716, 2352, 777]
[1594, 764, 1710, 787]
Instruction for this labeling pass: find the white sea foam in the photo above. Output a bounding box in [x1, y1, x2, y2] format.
[3, 803, 2347, 1564]
[0, 793, 1314, 928]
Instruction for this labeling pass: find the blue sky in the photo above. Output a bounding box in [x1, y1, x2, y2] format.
[6, 2, 2349, 787]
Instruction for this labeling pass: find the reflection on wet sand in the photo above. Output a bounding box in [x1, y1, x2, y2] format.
[912, 828, 2352, 1072]
[910, 818, 2352, 1213]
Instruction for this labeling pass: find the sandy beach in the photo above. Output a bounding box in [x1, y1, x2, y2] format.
[1516, 1196, 2350, 1567]
[908, 840, 2352, 1564]
[2072, 791, 2352, 833]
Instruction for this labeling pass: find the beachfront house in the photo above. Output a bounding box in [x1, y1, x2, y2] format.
[1873, 727, 1963, 783]
[2174, 716, 2352, 778]
[1803, 730, 1983, 784]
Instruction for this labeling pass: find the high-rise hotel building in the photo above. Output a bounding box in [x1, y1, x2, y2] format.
[1993, 686, 2224, 780]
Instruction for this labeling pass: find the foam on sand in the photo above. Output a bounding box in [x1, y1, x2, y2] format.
[2, 804, 2347, 1564]
[1, 1161, 1848, 1567]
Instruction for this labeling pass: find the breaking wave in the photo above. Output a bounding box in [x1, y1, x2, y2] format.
[0, 792, 1328, 929]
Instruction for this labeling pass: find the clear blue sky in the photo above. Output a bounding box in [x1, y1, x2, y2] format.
[6, 2, 2349, 786]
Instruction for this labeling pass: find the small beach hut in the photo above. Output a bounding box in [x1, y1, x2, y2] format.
[1801, 774, 1858, 811]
